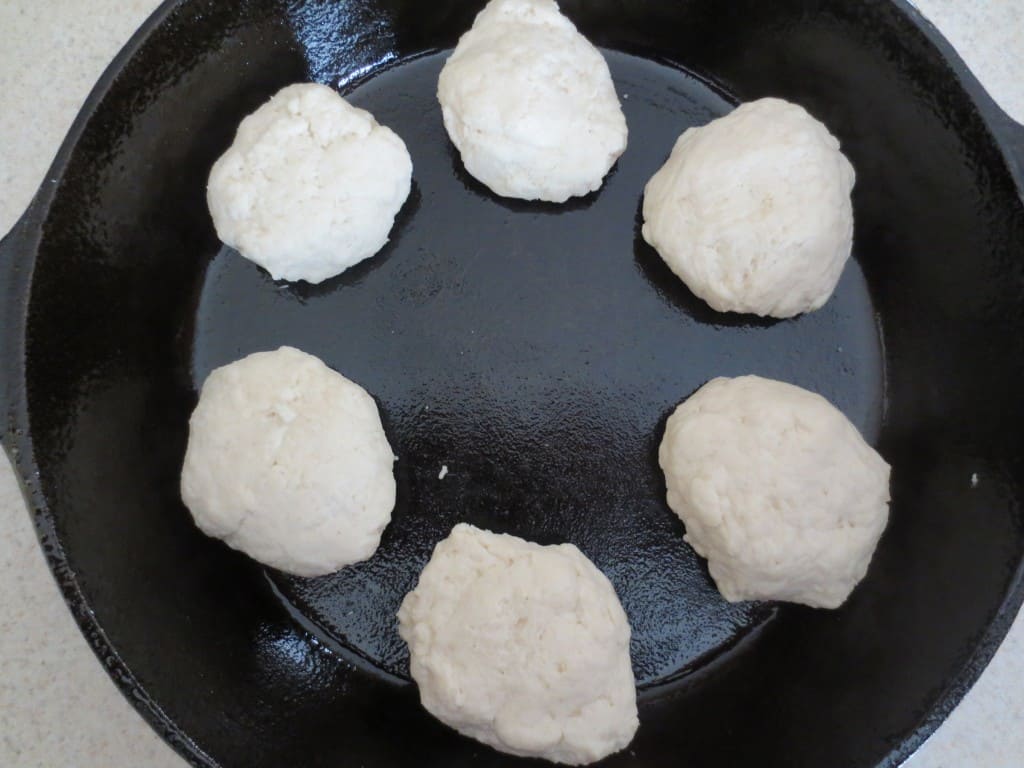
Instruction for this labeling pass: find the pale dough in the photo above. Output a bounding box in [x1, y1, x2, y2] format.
[658, 376, 890, 609]
[207, 83, 412, 284]
[180, 346, 396, 577]
[398, 523, 638, 764]
[642, 97, 856, 318]
[437, 0, 628, 202]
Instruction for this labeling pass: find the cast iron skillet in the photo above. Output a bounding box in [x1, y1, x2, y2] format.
[2, 0, 1024, 766]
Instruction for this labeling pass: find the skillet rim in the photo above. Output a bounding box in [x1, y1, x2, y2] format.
[0, 1, 1021, 766]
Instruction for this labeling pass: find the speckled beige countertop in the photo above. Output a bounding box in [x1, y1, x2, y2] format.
[1, 1, 1022, 766]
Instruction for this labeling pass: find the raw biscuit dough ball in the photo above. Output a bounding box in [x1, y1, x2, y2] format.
[658, 376, 890, 609]
[207, 83, 412, 284]
[181, 346, 396, 577]
[642, 98, 856, 318]
[437, 0, 628, 203]
[398, 524, 638, 765]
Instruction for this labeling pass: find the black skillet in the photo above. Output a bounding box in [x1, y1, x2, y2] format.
[2, 0, 1023, 766]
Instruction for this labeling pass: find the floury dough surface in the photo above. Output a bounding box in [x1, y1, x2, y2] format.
[181, 347, 396, 577]
[659, 376, 891, 609]
[207, 83, 412, 284]
[642, 98, 856, 318]
[437, 0, 628, 202]
[398, 524, 638, 764]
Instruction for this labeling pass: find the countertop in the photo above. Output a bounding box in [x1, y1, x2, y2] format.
[1, 1, 1022, 766]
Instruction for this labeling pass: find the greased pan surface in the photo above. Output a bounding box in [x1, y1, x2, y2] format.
[1, 1, 1023, 767]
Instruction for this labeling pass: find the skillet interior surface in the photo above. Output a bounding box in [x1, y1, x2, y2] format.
[208, 48, 883, 686]
[2, 1, 1023, 767]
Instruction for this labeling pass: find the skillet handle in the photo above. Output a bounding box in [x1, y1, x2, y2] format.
[0, 213, 32, 447]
